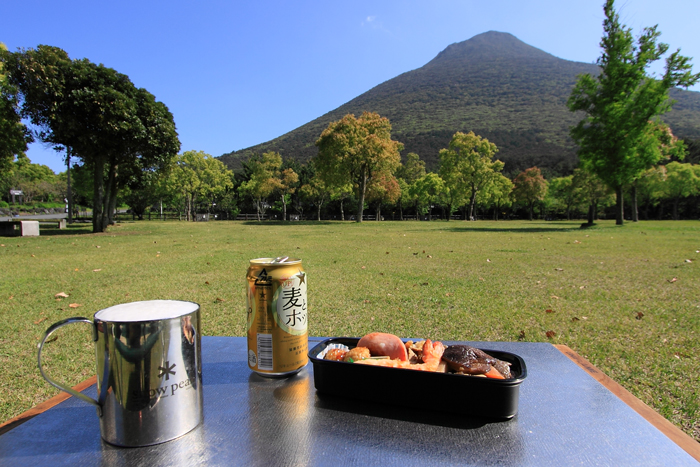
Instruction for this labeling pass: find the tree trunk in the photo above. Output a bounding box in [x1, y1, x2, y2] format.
[615, 186, 624, 225]
[317, 202, 322, 221]
[468, 191, 477, 220]
[340, 199, 345, 221]
[106, 164, 118, 225]
[631, 185, 638, 222]
[376, 203, 381, 221]
[356, 170, 367, 223]
[92, 155, 107, 233]
[282, 195, 287, 221]
[66, 149, 73, 225]
[587, 204, 595, 225]
[673, 198, 680, 220]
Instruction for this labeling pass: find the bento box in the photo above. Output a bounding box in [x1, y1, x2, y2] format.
[308, 337, 527, 420]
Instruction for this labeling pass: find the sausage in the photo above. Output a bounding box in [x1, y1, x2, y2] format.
[357, 332, 408, 361]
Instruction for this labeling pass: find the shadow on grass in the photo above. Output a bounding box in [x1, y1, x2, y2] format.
[439, 221, 591, 233]
[37, 225, 95, 236]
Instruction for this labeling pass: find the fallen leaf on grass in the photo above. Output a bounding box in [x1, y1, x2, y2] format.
[550, 295, 560, 299]
[363, 300, 370, 304]
[205, 281, 210, 285]
[427, 255, 432, 258]
[69, 303, 81, 308]
[421, 282, 429, 286]
[668, 278, 678, 283]
[545, 309, 555, 314]
[554, 268, 564, 271]
[445, 293, 453, 297]
[31, 254, 35, 257]
[386, 252, 389, 254]
[545, 330, 556, 339]
[573, 240, 581, 244]
[55, 292, 69, 298]
[486, 259, 491, 262]
[571, 317, 580, 322]
[45, 336, 58, 344]
[518, 330, 526, 340]
[8, 296, 13, 300]
[92, 269, 102, 272]
[635, 312, 644, 320]
[34, 317, 47, 324]
[95, 246, 101, 249]
[685, 259, 692, 263]
[215, 298, 225, 302]
[361, 266, 366, 269]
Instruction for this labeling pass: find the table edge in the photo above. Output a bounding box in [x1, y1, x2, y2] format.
[554, 344, 700, 462]
[0, 376, 97, 436]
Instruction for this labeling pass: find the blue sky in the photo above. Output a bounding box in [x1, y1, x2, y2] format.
[4, 0, 700, 174]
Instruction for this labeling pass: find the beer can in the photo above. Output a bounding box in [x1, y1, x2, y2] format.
[246, 257, 308, 377]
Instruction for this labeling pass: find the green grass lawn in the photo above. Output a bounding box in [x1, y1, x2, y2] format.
[1, 219, 698, 441]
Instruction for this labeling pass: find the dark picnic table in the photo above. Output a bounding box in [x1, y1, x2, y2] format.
[0, 336, 698, 466]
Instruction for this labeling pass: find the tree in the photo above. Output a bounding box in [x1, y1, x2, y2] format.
[300, 175, 328, 221]
[272, 166, 298, 221]
[366, 171, 401, 220]
[315, 112, 403, 223]
[438, 131, 503, 221]
[513, 167, 547, 220]
[635, 166, 666, 220]
[567, 0, 699, 225]
[238, 151, 282, 221]
[395, 152, 426, 220]
[3, 46, 179, 232]
[0, 43, 32, 174]
[547, 175, 581, 220]
[169, 151, 233, 221]
[476, 173, 513, 221]
[572, 168, 614, 225]
[661, 162, 700, 220]
[409, 173, 444, 220]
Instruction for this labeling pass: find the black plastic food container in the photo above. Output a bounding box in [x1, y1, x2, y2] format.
[309, 337, 527, 420]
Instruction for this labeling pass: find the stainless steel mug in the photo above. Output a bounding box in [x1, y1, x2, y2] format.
[38, 300, 203, 447]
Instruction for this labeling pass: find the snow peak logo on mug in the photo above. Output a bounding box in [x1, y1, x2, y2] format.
[141, 361, 194, 399]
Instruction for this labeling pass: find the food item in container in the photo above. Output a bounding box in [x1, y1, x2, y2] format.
[442, 344, 512, 379]
[323, 348, 348, 362]
[338, 332, 513, 380]
[357, 332, 408, 361]
[355, 339, 445, 371]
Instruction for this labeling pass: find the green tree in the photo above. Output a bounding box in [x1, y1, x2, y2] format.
[3, 46, 179, 232]
[238, 151, 282, 221]
[547, 175, 582, 220]
[169, 151, 233, 221]
[315, 112, 403, 223]
[513, 167, 548, 220]
[476, 173, 513, 221]
[409, 172, 444, 220]
[300, 175, 328, 221]
[635, 166, 666, 220]
[661, 162, 700, 220]
[272, 167, 299, 221]
[0, 43, 32, 174]
[567, 0, 699, 225]
[395, 152, 426, 220]
[438, 131, 503, 221]
[572, 168, 614, 225]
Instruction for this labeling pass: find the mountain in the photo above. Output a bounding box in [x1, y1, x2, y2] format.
[219, 31, 700, 176]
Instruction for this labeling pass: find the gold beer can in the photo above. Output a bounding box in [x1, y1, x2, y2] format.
[246, 257, 308, 377]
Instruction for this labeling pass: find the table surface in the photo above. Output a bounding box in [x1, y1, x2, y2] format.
[1, 336, 697, 467]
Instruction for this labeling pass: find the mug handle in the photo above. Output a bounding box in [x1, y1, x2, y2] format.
[37, 317, 102, 415]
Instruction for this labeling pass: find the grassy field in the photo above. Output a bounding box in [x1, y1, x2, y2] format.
[0, 219, 698, 441]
